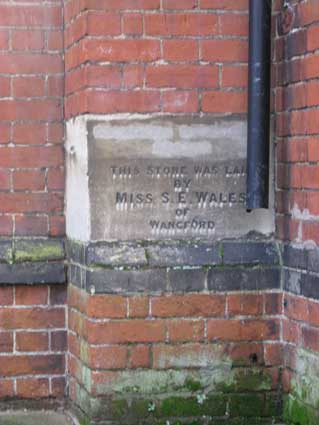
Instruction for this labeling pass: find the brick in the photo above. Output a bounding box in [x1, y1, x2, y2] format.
[0, 30, 9, 50]
[227, 294, 263, 317]
[48, 75, 64, 97]
[163, 0, 197, 8]
[208, 268, 280, 291]
[16, 285, 48, 305]
[87, 244, 147, 267]
[222, 65, 248, 88]
[152, 294, 225, 318]
[227, 343, 264, 366]
[128, 296, 149, 318]
[50, 285, 67, 305]
[87, 320, 166, 344]
[0, 124, 10, 144]
[48, 123, 64, 144]
[0, 53, 62, 75]
[145, 13, 218, 36]
[153, 344, 222, 369]
[51, 377, 66, 397]
[162, 90, 198, 113]
[219, 13, 248, 36]
[0, 170, 11, 191]
[282, 319, 301, 345]
[207, 319, 280, 342]
[13, 123, 46, 145]
[0, 99, 62, 121]
[301, 273, 319, 300]
[302, 326, 319, 352]
[48, 168, 65, 191]
[168, 269, 206, 292]
[123, 13, 143, 35]
[0, 355, 64, 377]
[48, 31, 63, 51]
[307, 299, 319, 328]
[0, 77, 10, 98]
[15, 216, 48, 236]
[264, 293, 283, 315]
[146, 65, 218, 88]
[202, 90, 247, 113]
[264, 344, 283, 366]
[87, 295, 127, 319]
[49, 216, 65, 236]
[89, 346, 128, 369]
[80, 39, 161, 65]
[83, 89, 161, 115]
[123, 65, 144, 88]
[0, 307, 65, 330]
[87, 12, 121, 35]
[0, 332, 13, 353]
[129, 345, 150, 368]
[163, 40, 199, 61]
[16, 378, 50, 398]
[16, 332, 48, 352]
[223, 242, 279, 266]
[51, 330, 67, 351]
[12, 30, 45, 51]
[201, 0, 248, 10]
[0, 380, 14, 398]
[0, 287, 13, 305]
[76, 0, 161, 13]
[87, 268, 167, 294]
[147, 243, 220, 267]
[284, 294, 309, 322]
[202, 39, 248, 62]
[0, 5, 62, 27]
[13, 170, 46, 191]
[168, 319, 204, 342]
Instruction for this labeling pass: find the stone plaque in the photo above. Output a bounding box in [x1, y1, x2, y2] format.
[66, 116, 274, 241]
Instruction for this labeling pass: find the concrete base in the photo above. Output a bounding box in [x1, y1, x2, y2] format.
[0, 411, 75, 425]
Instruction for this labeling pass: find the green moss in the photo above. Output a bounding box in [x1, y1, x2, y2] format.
[156, 394, 227, 418]
[217, 368, 272, 393]
[14, 240, 64, 262]
[218, 242, 224, 261]
[130, 399, 154, 419]
[158, 396, 202, 417]
[184, 378, 202, 392]
[229, 393, 265, 417]
[284, 395, 319, 425]
[111, 399, 128, 419]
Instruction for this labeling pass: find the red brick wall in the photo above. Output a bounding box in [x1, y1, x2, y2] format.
[0, 284, 67, 399]
[0, 0, 64, 237]
[64, 0, 248, 117]
[274, 0, 319, 421]
[0, 0, 66, 403]
[275, 0, 319, 243]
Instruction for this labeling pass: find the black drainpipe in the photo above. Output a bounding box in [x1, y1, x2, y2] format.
[246, 0, 272, 210]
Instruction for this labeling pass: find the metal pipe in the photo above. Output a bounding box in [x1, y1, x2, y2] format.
[246, 0, 272, 210]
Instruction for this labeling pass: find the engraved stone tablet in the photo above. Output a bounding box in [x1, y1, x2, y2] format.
[66, 116, 274, 242]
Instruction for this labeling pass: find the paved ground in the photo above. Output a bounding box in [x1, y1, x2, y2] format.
[0, 411, 76, 425]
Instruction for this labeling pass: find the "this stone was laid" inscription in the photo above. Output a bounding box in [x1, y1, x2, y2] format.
[66, 116, 274, 241]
